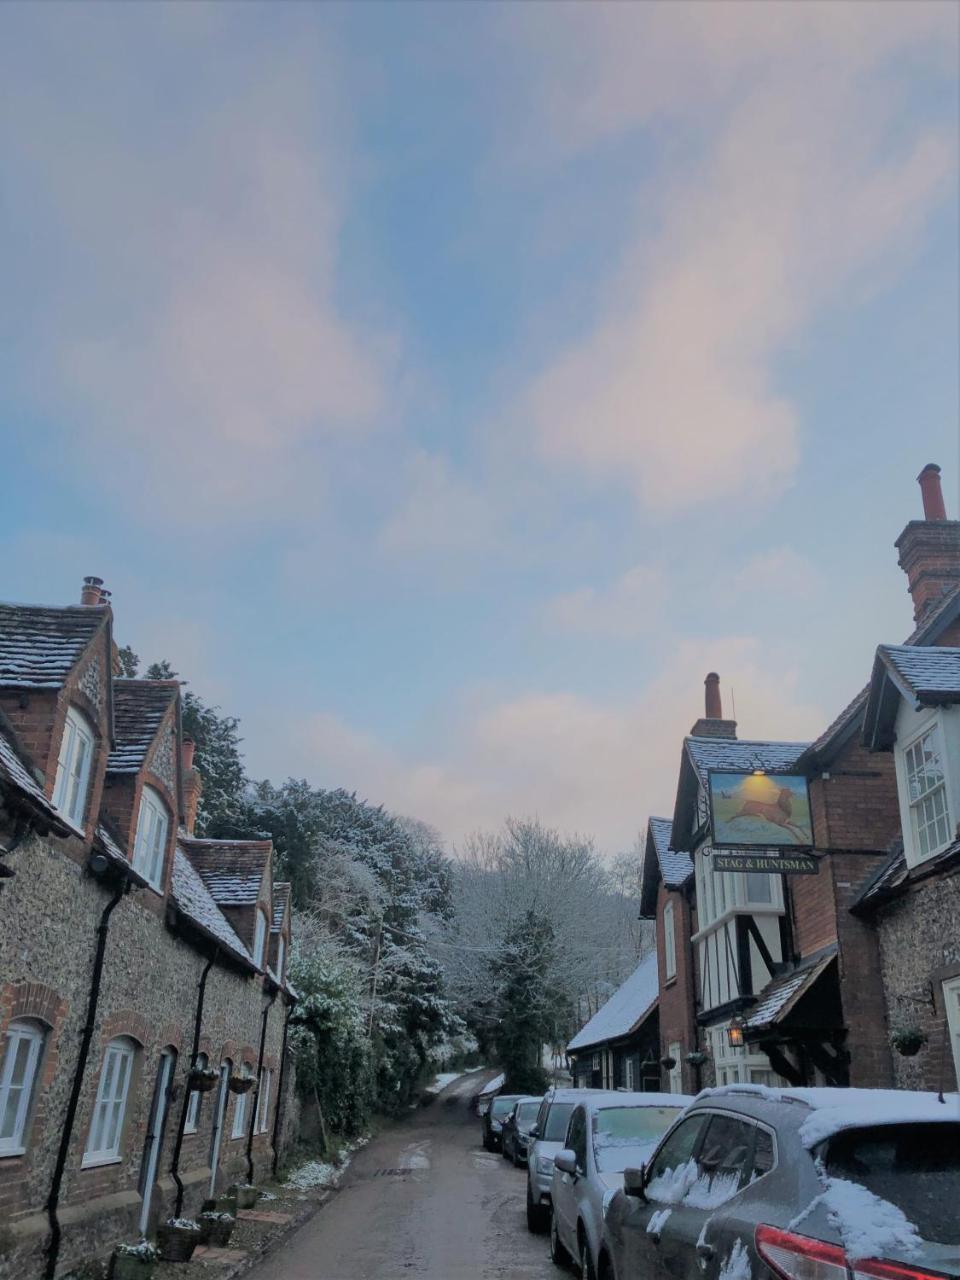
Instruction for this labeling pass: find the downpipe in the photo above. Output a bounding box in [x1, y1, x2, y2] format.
[270, 1003, 293, 1178]
[170, 952, 216, 1217]
[246, 984, 278, 1185]
[44, 879, 128, 1280]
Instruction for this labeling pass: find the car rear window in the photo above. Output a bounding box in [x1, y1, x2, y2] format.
[593, 1105, 682, 1173]
[491, 1097, 515, 1119]
[544, 1102, 575, 1141]
[824, 1123, 960, 1245]
[516, 1102, 539, 1128]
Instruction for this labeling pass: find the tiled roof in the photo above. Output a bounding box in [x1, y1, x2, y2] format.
[272, 882, 291, 931]
[904, 580, 960, 645]
[171, 847, 253, 966]
[800, 686, 869, 765]
[181, 836, 271, 906]
[567, 952, 659, 1052]
[685, 737, 809, 788]
[108, 680, 178, 773]
[875, 645, 960, 700]
[0, 721, 62, 824]
[648, 816, 694, 887]
[0, 604, 106, 689]
[94, 822, 129, 869]
[745, 950, 836, 1030]
[853, 837, 960, 912]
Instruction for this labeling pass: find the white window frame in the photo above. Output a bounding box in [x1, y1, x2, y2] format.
[944, 975, 960, 1091]
[255, 1068, 272, 1134]
[898, 720, 953, 867]
[668, 1041, 682, 1095]
[184, 1052, 208, 1134]
[0, 1020, 45, 1156]
[83, 1038, 136, 1167]
[231, 1087, 248, 1139]
[663, 900, 677, 981]
[252, 910, 267, 969]
[132, 786, 170, 891]
[624, 1058, 635, 1092]
[52, 706, 95, 830]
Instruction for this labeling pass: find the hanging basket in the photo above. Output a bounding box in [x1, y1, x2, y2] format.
[660, 1055, 676, 1070]
[891, 1027, 926, 1058]
[685, 1051, 708, 1068]
[188, 1067, 220, 1094]
[229, 1073, 255, 1095]
[198, 1212, 235, 1247]
[156, 1220, 201, 1262]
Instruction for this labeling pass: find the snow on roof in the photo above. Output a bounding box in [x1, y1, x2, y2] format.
[0, 603, 105, 689]
[94, 822, 129, 868]
[745, 951, 835, 1030]
[107, 680, 178, 772]
[181, 836, 271, 906]
[0, 722, 51, 809]
[876, 644, 960, 700]
[695, 1084, 960, 1146]
[685, 737, 810, 788]
[171, 847, 253, 966]
[567, 951, 659, 1052]
[649, 816, 694, 887]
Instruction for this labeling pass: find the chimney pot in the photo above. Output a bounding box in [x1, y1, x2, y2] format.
[704, 671, 723, 720]
[80, 576, 104, 607]
[918, 463, 947, 521]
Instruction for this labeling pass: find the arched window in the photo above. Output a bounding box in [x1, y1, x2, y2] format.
[52, 706, 95, 829]
[252, 909, 267, 969]
[133, 786, 170, 890]
[83, 1037, 136, 1167]
[0, 1020, 46, 1155]
[184, 1052, 208, 1134]
[231, 1073, 251, 1138]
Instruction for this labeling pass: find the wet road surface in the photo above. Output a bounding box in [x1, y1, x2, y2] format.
[246, 1072, 557, 1280]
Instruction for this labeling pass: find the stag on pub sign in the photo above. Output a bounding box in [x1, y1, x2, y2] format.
[708, 770, 814, 848]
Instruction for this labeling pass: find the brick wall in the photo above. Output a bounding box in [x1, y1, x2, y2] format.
[808, 740, 901, 853]
[655, 882, 698, 1095]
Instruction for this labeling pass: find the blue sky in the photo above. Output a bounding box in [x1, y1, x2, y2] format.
[1, 1, 957, 852]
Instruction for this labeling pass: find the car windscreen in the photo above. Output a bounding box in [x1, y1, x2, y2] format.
[491, 1097, 515, 1119]
[824, 1123, 960, 1245]
[543, 1102, 576, 1141]
[593, 1106, 683, 1174]
[516, 1102, 540, 1130]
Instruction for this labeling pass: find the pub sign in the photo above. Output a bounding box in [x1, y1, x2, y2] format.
[707, 770, 814, 850]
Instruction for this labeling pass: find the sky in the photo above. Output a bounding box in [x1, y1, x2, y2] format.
[1, 1, 958, 856]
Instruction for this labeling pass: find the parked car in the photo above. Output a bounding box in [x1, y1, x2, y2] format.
[483, 1093, 524, 1152]
[598, 1085, 960, 1280]
[474, 1071, 505, 1117]
[549, 1092, 689, 1279]
[502, 1095, 543, 1166]
[526, 1088, 624, 1233]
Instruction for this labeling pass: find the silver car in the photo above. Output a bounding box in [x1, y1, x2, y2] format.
[598, 1085, 960, 1280]
[526, 1088, 629, 1234]
[550, 1092, 689, 1279]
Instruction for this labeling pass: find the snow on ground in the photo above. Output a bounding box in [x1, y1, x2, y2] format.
[425, 1072, 463, 1094]
[284, 1137, 370, 1192]
[479, 1072, 505, 1096]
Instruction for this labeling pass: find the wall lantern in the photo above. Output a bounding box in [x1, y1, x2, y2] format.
[727, 1018, 745, 1049]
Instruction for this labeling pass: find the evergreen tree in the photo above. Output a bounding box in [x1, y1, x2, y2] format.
[116, 644, 140, 678]
[491, 909, 561, 1094]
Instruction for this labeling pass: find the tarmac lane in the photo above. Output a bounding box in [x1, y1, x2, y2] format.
[245, 1073, 557, 1280]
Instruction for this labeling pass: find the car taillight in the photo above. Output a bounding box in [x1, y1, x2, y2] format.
[756, 1225, 850, 1280]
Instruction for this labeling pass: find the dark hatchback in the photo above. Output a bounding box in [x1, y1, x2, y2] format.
[501, 1096, 542, 1166]
[482, 1093, 524, 1152]
[599, 1086, 960, 1280]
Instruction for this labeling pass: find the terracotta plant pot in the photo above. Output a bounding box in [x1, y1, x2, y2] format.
[229, 1184, 259, 1210]
[156, 1222, 200, 1262]
[111, 1254, 157, 1280]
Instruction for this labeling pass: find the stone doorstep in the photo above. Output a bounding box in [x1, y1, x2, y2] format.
[235, 1209, 293, 1224]
[192, 1246, 248, 1264]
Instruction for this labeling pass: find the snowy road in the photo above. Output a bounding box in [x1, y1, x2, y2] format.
[246, 1072, 556, 1280]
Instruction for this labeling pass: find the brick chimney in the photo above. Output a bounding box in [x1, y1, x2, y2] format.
[181, 738, 202, 835]
[690, 671, 738, 739]
[80, 575, 105, 606]
[895, 464, 960, 624]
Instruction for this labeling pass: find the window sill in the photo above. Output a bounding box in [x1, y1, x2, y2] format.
[81, 1154, 123, 1170]
[0, 1146, 26, 1159]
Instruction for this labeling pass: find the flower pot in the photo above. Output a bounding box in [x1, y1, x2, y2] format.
[189, 1071, 219, 1094]
[198, 1215, 235, 1247]
[229, 1075, 255, 1095]
[156, 1223, 200, 1263]
[891, 1029, 926, 1058]
[111, 1254, 156, 1280]
[229, 1184, 259, 1210]
[215, 1195, 238, 1217]
[660, 1056, 676, 1070]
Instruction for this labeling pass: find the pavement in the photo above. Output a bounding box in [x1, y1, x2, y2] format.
[244, 1072, 557, 1280]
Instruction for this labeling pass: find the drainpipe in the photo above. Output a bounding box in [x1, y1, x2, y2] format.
[246, 984, 278, 1185]
[170, 951, 217, 1217]
[270, 1002, 293, 1178]
[44, 879, 128, 1280]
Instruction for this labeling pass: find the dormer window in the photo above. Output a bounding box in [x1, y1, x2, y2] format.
[899, 721, 952, 865]
[132, 786, 170, 890]
[252, 909, 267, 969]
[52, 706, 95, 829]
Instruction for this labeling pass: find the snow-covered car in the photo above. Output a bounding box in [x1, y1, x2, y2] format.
[597, 1085, 960, 1280]
[474, 1071, 505, 1118]
[526, 1088, 627, 1234]
[482, 1093, 524, 1152]
[502, 1095, 542, 1166]
[549, 1092, 689, 1278]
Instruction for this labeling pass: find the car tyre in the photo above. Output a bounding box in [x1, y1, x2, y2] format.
[526, 1182, 548, 1234]
[550, 1211, 572, 1269]
[578, 1230, 597, 1280]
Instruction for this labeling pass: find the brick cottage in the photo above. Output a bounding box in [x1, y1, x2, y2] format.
[0, 580, 299, 1279]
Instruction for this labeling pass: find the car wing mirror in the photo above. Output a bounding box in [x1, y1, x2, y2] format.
[554, 1148, 578, 1175]
[623, 1164, 648, 1201]
[529, 1125, 539, 1138]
